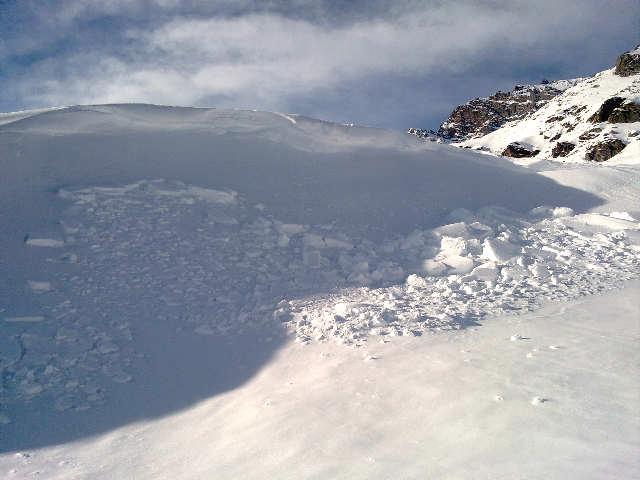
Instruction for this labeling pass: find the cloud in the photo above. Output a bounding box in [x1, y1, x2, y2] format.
[2, 0, 638, 127]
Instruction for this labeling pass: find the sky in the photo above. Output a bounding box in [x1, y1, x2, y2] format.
[0, 0, 638, 129]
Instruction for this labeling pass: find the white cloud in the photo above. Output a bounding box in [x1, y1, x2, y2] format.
[5, 0, 639, 126]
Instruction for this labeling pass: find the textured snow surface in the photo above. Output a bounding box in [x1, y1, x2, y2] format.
[286, 206, 639, 344]
[1, 283, 638, 479]
[43, 181, 640, 355]
[1, 176, 637, 420]
[0, 104, 638, 477]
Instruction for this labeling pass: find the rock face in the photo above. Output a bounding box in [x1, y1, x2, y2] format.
[589, 97, 625, 123]
[435, 81, 578, 141]
[585, 139, 627, 162]
[614, 46, 640, 77]
[502, 142, 540, 158]
[409, 47, 638, 163]
[579, 128, 602, 140]
[608, 102, 640, 123]
[551, 141, 576, 158]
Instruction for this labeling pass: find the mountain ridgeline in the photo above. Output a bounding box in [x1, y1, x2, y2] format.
[410, 46, 640, 163]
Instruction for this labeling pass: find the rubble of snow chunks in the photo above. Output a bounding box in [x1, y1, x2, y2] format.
[3, 179, 640, 414]
[284, 205, 640, 345]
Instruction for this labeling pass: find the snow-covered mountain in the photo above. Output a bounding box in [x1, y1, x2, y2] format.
[408, 79, 582, 143]
[412, 47, 640, 164]
[446, 79, 581, 141]
[0, 104, 639, 478]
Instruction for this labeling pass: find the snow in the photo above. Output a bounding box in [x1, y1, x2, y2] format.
[0, 107, 65, 127]
[25, 239, 65, 248]
[3, 316, 46, 323]
[274, 112, 298, 124]
[1, 283, 638, 479]
[27, 281, 53, 293]
[481, 237, 521, 262]
[460, 67, 640, 164]
[0, 104, 638, 478]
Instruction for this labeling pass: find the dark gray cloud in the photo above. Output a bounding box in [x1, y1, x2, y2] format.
[1, 0, 638, 128]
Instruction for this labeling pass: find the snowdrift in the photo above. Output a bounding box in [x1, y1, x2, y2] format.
[1, 104, 636, 453]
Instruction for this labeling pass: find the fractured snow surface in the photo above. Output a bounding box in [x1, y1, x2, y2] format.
[3, 179, 639, 426]
[0, 105, 638, 478]
[56, 181, 640, 346]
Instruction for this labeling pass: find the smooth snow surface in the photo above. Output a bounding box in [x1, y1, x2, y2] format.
[0, 104, 638, 478]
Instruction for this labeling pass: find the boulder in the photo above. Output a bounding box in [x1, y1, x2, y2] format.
[579, 127, 602, 140]
[585, 139, 627, 162]
[551, 141, 575, 158]
[608, 102, 640, 123]
[502, 142, 540, 158]
[614, 47, 640, 77]
[588, 97, 624, 123]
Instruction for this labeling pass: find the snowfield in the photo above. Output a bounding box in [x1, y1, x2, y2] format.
[0, 105, 638, 478]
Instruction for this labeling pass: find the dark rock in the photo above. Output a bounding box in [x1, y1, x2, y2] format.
[614, 47, 640, 77]
[579, 127, 602, 140]
[409, 47, 637, 147]
[436, 82, 572, 141]
[585, 139, 627, 162]
[407, 128, 440, 142]
[608, 102, 640, 123]
[551, 141, 575, 158]
[502, 142, 540, 158]
[589, 97, 625, 123]
[550, 132, 561, 141]
[546, 115, 564, 123]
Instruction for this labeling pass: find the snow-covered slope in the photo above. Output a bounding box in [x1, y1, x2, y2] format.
[3, 283, 639, 480]
[0, 104, 638, 478]
[459, 48, 640, 164]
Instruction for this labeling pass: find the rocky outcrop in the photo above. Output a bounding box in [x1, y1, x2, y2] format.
[608, 102, 640, 123]
[578, 127, 602, 140]
[614, 46, 640, 77]
[585, 139, 627, 162]
[588, 98, 640, 124]
[589, 97, 625, 123]
[551, 141, 575, 158]
[407, 128, 440, 141]
[408, 47, 638, 163]
[436, 81, 577, 141]
[502, 142, 539, 158]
